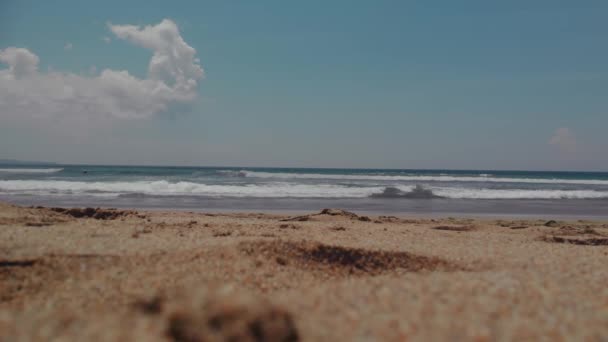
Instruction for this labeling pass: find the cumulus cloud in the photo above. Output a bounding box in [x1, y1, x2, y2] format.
[0, 19, 203, 121]
[549, 127, 577, 153]
[64, 42, 73, 50]
[108, 19, 203, 93]
[0, 47, 40, 77]
[102, 36, 111, 43]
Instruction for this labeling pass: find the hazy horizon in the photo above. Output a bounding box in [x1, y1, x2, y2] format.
[3, 159, 608, 173]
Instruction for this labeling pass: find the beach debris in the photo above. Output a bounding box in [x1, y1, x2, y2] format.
[280, 208, 369, 222]
[378, 215, 399, 222]
[432, 225, 474, 232]
[497, 220, 530, 229]
[556, 226, 604, 236]
[49, 207, 137, 220]
[276, 256, 288, 266]
[279, 224, 299, 229]
[133, 295, 165, 315]
[544, 220, 560, 227]
[1, 208, 70, 227]
[0, 260, 37, 268]
[239, 240, 463, 275]
[541, 236, 608, 246]
[24, 222, 54, 227]
[212, 230, 232, 237]
[279, 215, 310, 222]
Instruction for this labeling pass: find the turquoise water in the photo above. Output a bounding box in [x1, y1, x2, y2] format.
[1, 165, 608, 217]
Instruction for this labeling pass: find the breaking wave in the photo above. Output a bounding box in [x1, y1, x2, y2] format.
[429, 188, 608, 200]
[0, 168, 63, 174]
[1, 180, 608, 200]
[0, 180, 382, 198]
[239, 170, 608, 186]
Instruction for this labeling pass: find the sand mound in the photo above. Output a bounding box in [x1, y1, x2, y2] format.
[167, 294, 298, 342]
[3, 287, 299, 342]
[131, 288, 299, 342]
[239, 240, 460, 275]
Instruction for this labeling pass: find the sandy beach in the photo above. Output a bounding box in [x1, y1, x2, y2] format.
[1, 201, 607, 341]
[4, 1, 608, 340]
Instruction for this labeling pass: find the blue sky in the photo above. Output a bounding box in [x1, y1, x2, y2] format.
[1, 0, 607, 170]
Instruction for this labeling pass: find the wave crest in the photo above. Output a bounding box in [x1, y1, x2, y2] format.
[1, 180, 608, 200]
[239, 170, 608, 186]
[0, 168, 63, 174]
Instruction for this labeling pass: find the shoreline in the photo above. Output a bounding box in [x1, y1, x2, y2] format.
[1, 201, 607, 340]
[32, 205, 608, 222]
[3, 196, 608, 221]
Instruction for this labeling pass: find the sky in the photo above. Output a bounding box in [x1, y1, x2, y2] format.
[1, 0, 607, 171]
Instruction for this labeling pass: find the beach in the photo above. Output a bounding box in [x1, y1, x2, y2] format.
[1, 202, 607, 341]
[4, 2, 608, 341]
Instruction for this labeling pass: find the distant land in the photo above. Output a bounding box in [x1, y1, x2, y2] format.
[0, 159, 57, 165]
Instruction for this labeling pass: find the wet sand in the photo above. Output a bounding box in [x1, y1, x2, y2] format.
[1, 202, 607, 341]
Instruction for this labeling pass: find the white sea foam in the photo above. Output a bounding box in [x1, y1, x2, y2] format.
[0, 180, 383, 198]
[239, 170, 608, 185]
[428, 187, 608, 200]
[0, 168, 63, 174]
[1, 180, 607, 200]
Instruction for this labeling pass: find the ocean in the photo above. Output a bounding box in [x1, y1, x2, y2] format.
[1, 165, 608, 218]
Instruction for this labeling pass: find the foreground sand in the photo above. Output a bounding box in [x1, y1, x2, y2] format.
[1, 202, 607, 341]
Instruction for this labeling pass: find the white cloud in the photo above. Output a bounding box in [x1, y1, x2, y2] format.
[0, 19, 203, 122]
[64, 42, 73, 50]
[108, 19, 204, 93]
[549, 127, 577, 153]
[0, 47, 39, 77]
[102, 36, 111, 43]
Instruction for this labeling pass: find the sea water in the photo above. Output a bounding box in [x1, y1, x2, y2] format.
[1, 165, 607, 218]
